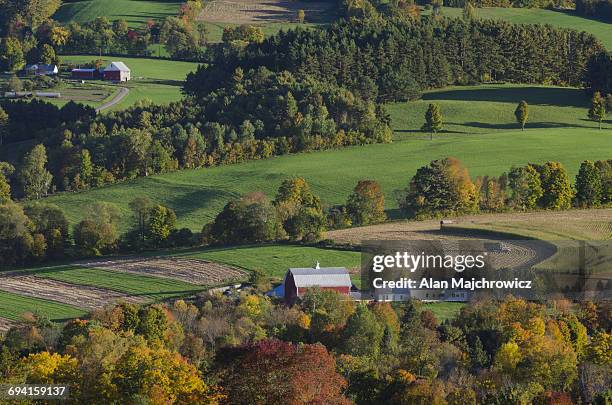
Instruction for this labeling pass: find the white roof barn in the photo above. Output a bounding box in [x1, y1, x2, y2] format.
[103, 62, 131, 82]
[104, 62, 130, 72]
[283, 264, 352, 305]
[288, 267, 352, 288]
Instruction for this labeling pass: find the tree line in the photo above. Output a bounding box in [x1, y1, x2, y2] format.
[0, 288, 609, 403]
[0, 68, 391, 198]
[187, 17, 605, 104]
[575, 0, 612, 20]
[2, 156, 609, 267]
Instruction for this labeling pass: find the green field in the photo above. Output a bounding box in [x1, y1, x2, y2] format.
[437, 7, 611, 49]
[43, 84, 612, 230]
[0, 290, 87, 322]
[54, 0, 183, 27]
[422, 302, 465, 322]
[175, 244, 361, 280]
[60, 55, 200, 109]
[27, 265, 206, 300]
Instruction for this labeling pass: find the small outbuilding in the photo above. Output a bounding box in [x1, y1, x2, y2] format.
[71, 68, 100, 80]
[25, 64, 58, 76]
[103, 62, 131, 82]
[283, 263, 352, 305]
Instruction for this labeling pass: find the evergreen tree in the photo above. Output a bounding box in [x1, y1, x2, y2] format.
[422, 103, 443, 140]
[574, 160, 602, 208]
[18, 144, 53, 200]
[588, 91, 607, 129]
[514, 100, 529, 130]
[0, 106, 8, 146]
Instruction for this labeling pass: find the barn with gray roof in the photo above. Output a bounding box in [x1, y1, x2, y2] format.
[283, 263, 352, 305]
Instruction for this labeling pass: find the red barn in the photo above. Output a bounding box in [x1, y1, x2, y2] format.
[283, 264, 352, 305]
[103, 62, 131, 82]
[72, 68, 99, 80]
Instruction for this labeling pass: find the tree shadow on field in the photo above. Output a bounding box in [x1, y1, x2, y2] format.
[423, 87, 588, 108]
[461, 121, 597, 130]
[167, 187, 238, 222]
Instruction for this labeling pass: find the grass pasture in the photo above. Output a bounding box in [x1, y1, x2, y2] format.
[45, 126, 612, 230]
[54, 0, 183, 27]
[423, 302, 465, 322]
[42, 83, 611, 228]
[60, 55, 200, 109]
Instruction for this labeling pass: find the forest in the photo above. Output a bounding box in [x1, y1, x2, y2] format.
[0, 290, 609, 404]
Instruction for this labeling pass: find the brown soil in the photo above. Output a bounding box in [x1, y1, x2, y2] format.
[80, 257, 247, 286]
[0, 276, 148, 310]
[0, 317, 13, 333]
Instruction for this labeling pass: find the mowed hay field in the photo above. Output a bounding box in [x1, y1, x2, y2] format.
[54, 0, 183, 27]
[44, 84, 612, 230]
[198, 0, 336, 42]
[60, 55, 200, 109]
[325, 208, 612, 244]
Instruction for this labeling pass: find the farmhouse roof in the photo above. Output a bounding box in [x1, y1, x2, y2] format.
[72, 68, 97, 72]
[104, 62, 130, 72]
[287, 267, 352, 288]
[26, 64, 57, 72]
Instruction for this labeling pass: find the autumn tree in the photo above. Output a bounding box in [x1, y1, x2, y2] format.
[533, 161, 573, 209]
[275, 177, 325, 241]
[341, 305, 385, 358]
[515, 100, 529, 130]
[209, 192, 280, 244]
[346, 180, 387, 225]
[399, 157, 478, 218]
[73, 202, 120, 255]
[18, 144, 53, 200]
[220, 339, 350, 405]
[24, 203, 70, 259]
[0, 162, 14, 204]
[507, 165, 543, 210]
[463, 1, 476, 20]
[588, 91, 607, 129]
[421, 103, 443, 140]
[574, 160, 602, 207]
[0, 106, 8, 146]
[297, 9, 306, 23]
[146, 204, 177, 245]
[0, 37, 25, 72]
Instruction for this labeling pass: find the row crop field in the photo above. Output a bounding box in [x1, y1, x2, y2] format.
[0, 245, 361, 326]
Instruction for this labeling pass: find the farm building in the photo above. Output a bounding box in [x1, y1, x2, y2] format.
[25, 64, 58, 76]
[103, 62, 131, 82]
[283, 263, 352, 305]
[72, 68, 100, 80]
